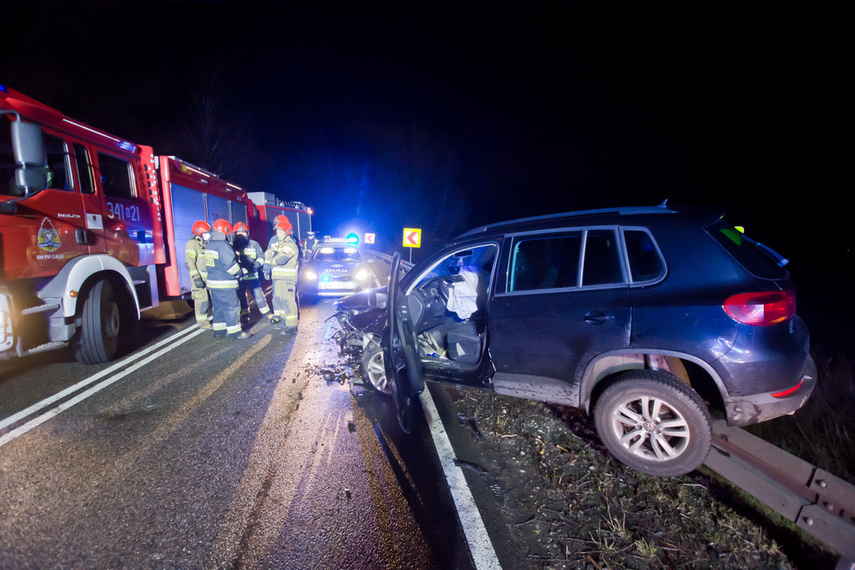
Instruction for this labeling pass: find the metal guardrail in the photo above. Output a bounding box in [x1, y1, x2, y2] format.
[704, 419, 855, 569]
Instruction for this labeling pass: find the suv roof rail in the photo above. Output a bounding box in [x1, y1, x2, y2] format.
[456, 202, 678, 239]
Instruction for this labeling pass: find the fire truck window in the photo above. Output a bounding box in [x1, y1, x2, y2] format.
[44, 134, 72, 191]
[0, 121, 17, 196]
[74, 144, 95, 194]
[97, 153, 134, 199]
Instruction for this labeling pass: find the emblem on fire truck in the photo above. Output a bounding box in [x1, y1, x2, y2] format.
[38, 217, 62, 252]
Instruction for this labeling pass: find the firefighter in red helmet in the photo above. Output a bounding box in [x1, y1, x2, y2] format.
[232, 221, 274, 322]
[264, 217, 300, 331]
[205, 219, 252, 339]
[185, 220, 212, 328]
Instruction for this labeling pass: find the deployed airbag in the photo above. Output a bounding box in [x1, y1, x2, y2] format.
[447, 268, 479, 319]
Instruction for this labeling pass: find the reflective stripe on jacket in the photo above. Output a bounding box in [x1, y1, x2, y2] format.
[185, 237, 207, 279]
[265, 235, 299, 278]
[205, 232, 241, 289]
[236, 239, 265, 281]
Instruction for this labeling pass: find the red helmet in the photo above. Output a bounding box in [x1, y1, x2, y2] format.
[275, 218, 293, 235]
[213, 219, 233, 236]
[233, 222, 249, 234]
[192, 220, 212, 236]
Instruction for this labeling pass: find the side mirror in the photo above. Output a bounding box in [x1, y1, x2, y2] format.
[11, 120, 48, 194]
[15, 168, 47, 191]
[12, 120, 45, 166]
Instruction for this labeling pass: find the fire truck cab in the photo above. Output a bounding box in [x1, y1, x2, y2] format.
[1, 87, 250, 364]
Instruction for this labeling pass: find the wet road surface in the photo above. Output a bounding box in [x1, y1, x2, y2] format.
[0, 300, 479, 569]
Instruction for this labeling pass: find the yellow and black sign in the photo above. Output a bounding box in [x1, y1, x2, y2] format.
[403, 228, 421, 248]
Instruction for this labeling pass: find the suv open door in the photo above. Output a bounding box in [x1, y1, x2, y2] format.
[383, 251, 425, 433]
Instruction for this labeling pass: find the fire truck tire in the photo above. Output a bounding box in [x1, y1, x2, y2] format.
[74, 279, 121, 364]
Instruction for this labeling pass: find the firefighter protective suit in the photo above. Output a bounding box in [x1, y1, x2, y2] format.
[265, 221, 300, 330]
[233, 224, 273, 320]
[184, 221, 211, 328]
[205, 220, 251, 339]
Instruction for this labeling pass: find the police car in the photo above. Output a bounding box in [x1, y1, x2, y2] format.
[299, 238, 377, 299]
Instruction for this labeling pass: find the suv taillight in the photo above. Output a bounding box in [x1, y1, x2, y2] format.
[723, 291, 795, 326]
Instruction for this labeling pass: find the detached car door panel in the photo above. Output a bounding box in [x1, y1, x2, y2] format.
[383, 252, 423, 433]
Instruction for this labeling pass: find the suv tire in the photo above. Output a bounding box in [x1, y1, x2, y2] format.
[594, 369, 712, 477]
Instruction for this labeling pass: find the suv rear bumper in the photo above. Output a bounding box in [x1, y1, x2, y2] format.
[725, 354, 817, 426]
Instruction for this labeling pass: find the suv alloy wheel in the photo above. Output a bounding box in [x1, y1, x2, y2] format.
[593, 370, 713, 477]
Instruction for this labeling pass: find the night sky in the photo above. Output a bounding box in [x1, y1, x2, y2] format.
[4, 1, 854, 344]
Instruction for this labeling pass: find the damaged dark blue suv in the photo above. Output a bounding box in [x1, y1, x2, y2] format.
[335, 204, 816, 476]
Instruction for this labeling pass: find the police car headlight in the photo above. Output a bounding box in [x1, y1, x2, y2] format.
[304, 270, 318, 281]
[355, 269, 369, 281]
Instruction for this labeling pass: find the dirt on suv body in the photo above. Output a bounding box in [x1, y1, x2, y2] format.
[335, 204, 817, 476]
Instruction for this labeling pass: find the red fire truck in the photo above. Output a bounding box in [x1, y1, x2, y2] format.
[0, 87, 308, 363]
[247, 192, 313, 246]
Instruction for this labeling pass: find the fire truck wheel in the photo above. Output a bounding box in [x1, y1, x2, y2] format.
[74, 279, 121, 364]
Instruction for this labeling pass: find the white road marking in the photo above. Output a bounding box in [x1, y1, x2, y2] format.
[0, 326, 206, 448]
[420, 386, 502, 570]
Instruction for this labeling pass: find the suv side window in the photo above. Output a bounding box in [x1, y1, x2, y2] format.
[582, 229, 623, 286]
[97, 152, 134, 199]
[510, 232, 582, 292]
[509, 228, 628, 292]
[623, 228, 666, 283]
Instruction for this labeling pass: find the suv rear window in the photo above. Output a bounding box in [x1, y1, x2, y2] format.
[707, 220, 789, 279]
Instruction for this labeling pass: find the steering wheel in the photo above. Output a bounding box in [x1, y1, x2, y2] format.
[437, 277, 451, 303]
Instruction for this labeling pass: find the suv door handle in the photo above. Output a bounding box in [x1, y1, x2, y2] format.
[584, 311, 615, 325]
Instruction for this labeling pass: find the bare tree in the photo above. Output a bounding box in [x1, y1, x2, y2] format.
[358, 122, 469, 246]
[183, 67, 245, 179]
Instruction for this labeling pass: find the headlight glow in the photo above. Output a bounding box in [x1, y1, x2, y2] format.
[304, 270, 318, 280]
[355, 269, 369, 281]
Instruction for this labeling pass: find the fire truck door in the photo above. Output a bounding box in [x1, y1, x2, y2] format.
[72, 142, 108, 256]
[17, 134, 92, 278]
[92, 151, 154, 267]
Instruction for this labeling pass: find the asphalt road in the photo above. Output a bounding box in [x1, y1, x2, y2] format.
[0, 300, 481, 569]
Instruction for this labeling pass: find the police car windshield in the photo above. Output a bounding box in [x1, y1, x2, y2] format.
[314, 246, 363, 263]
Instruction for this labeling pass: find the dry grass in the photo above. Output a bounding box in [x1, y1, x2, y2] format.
[440, 384, 839, 569]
